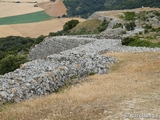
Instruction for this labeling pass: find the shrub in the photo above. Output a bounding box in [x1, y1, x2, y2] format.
[0, 55, 28, 75]
[88, 72, 96, 76]
[113, 23, 123, 29]
[123, 12, 136, 21]
[122, 37, 135, 45]
[63, 20, 79, 31]
[122, 37, 160, 48]
[97, 19, 109, 32]
[125, 22, 136, 31]
[143, 24, 152, 30]
[120, 30, 126, 35]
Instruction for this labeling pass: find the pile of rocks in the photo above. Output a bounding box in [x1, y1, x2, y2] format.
[1, 36, 160, 104]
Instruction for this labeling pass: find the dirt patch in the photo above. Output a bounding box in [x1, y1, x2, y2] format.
[0, 3, 44, 18]
[0, 18, 85, 38]
[38, 0, 67, 17]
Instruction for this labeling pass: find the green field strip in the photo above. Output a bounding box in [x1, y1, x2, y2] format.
[0, 11, 53, 25]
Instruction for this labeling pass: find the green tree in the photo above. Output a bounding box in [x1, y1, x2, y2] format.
[125, 22, 136, 31]
[0, 55, 28, 75]
[63, 20, 79, 31]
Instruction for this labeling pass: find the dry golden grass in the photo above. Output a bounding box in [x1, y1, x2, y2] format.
[38, 0, 67, 16]
[0, 18, 86, 38]
[98, 7, 160, 19]
[71, 19, 101, 34]
[0, 25, 24, 37]
[0, 3, 44, 18]
[0, 52, 160, 120]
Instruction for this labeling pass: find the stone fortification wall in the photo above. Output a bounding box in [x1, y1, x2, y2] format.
[28, 36, 95, 60]
[1, 36, 160, 104]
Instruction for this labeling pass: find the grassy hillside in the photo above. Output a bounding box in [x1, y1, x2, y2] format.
[0, 52, 160, 119]
[70, 19, 101, 35]
[63, 0, 160, 18]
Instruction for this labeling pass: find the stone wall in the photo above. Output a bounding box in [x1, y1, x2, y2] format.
[1, 36, 160, 104]
[28, 36, 95, 60]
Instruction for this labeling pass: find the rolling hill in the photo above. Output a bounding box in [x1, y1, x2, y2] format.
[63, 0, 160, 18]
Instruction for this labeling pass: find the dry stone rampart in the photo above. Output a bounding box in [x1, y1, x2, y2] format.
[1, 36, 160, 104]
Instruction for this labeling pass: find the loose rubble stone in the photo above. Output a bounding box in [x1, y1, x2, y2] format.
[0, 36, 160, 104]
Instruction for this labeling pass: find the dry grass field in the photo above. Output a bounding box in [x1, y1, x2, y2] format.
[97, 7, 160, 19]
[0, 52, 159, 120]
[0, 0, 64, 18]
[0, 0, 81, 38]
[38, 0, 67, 16]
[0, 18, 86, 38]
[0, 3, 44, 18]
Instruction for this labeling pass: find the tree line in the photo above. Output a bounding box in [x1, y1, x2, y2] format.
[63, 0, 160, 18]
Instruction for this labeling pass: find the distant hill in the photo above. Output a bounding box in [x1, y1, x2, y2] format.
[63, 0, 160, 18]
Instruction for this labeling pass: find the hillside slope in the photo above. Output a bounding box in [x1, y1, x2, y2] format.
[1, 52, 160, 120]
[63, 0, 160, 18]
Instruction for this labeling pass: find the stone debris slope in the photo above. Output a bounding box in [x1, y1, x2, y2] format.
[0, 36, 160, 103]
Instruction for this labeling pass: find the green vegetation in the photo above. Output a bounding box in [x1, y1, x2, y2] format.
[122, 36, 160, 48]
[97, 19, 109, 32]
[0, 11, 52, 25]
[0, 55, 28, 74]
[70, 19, 101, 35]
[113, 23, 123, 29]
[120, 12, 136, 21]
[49, 19, 103, 36]
[63, 0, 106, 18]
[125, 22, 136, 31]
[63, 0, 160, 18]
[49, 20, 80, 36]
[0, 35, 45, 75]
[143, 24, 160, 33]
[88, 72, 96, 76]
[63, 20, 79, 31]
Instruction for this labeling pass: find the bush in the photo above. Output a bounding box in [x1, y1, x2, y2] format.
[122, 37, 160, 48]
[120, 30, 126, 35]
[49, 30, 65, 36]
[0, 51, 5, 60]
[63, 20, 79, 31]
[113, 23, 123, 29]
[123, 12, 136, 21]
[97, 19, 109, 32]
[143, 24, 152, 30]
[0, 55, 28, 75]
[88, 72, 96, 76]
[34, 35, 45, 44]
[125, 22, 136, 31]
[122, 37, 135, 45]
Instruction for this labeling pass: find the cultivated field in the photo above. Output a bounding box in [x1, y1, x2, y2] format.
[0, 11, 52, 25]
[0, 0, 77, 38]
[0, 2, 44, 18]
[0, 18, 86, 38]
[0, 52, 159, 119]
[38, 0, 67, 16]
